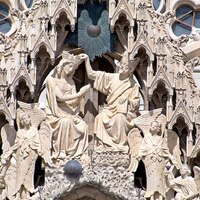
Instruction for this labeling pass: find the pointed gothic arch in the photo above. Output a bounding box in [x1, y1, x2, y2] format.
[149, 81, 169, 115]
[133, 47, 150, 110]
[172, 116, 189, 157]
[31, 38, 55, 62]
[34, 45, 52, 101]
[15, 78, 32, 103]
[114, 13, 131, 52]
[58, 185, 123, 200]
[11, 75, 34, 96]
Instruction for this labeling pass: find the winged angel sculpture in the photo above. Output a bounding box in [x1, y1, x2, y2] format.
[128, 108, 182, 199]
[0, 101, 51, 200]
[165, 165, 200, 200]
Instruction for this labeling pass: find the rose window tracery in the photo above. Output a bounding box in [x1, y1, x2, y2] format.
[0, 2, 11, 34]
[172, 5, 200, 36]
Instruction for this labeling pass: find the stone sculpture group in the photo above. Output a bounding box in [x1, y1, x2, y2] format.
[0, 51, 200, 200]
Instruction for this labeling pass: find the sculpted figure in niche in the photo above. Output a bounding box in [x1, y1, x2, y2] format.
[81, 53, 140, 152]
[1, 110, 42, 200]
[0, 102, 51, 200]
[137, 120, 177, 200]
[166, 164, 199, 200]
[45, 51, 90, 160]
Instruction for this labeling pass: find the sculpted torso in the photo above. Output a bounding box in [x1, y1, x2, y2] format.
[55, 78, 75, 94]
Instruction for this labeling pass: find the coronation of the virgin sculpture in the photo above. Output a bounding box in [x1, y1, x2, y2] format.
[1, 0, 200, 199]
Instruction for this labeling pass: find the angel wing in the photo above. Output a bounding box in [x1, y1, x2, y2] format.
[193, 166, 200, 194]
[133, 108, 166, 136]
[190, 137, 200, 159]
[1, 124, 16, 155]
[39, 121, 52, 165]
[17, 101, 46, 129]
[167, 130, 182, 169]
[127, 128, 143, 172]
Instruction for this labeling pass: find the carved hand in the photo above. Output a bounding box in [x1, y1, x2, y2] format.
[79, 53, 89, 61]
[118, 98, 126, 104]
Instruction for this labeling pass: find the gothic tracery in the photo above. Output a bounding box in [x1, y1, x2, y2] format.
[1, 0, 200, 199]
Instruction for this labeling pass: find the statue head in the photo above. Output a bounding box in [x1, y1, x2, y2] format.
[118, 52, 140, 77]
[54, 52, 83, 78]
[19, 112, 31, 128]
[149, 120, 162, 135]
[180, 164, 191, 176]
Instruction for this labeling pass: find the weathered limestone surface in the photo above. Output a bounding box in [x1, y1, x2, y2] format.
[0, 0, 200, 200]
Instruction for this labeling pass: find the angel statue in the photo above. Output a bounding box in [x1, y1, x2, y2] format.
[128, 109, 182, 174]
[45, 51, 90, 160]
[165, 164, 200, 200]
[80, 52, 140, 153]
[128, 109, 181, 200]
[0, 101, 46, 200]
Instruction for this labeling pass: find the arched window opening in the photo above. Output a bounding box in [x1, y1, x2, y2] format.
[56, 12, 70, 50]
[172, 5, 200, 36]
[15, 79, 32, 103]
[98, 56, 115, 108]
[114, 14, 130, 53]
[149, 81, 169, 115]
[134, 160, 146, 190]
[134, 47, 150, 110]
[172, 116, 188, 162]
[35, 46, 51, 102]
[34, 156, 45, 189]
[0, 2, 11, 34]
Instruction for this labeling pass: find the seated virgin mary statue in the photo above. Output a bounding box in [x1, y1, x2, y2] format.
[45, 51, 90, 160]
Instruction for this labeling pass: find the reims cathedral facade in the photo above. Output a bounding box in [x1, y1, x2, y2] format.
[0, 0, 200, 199]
